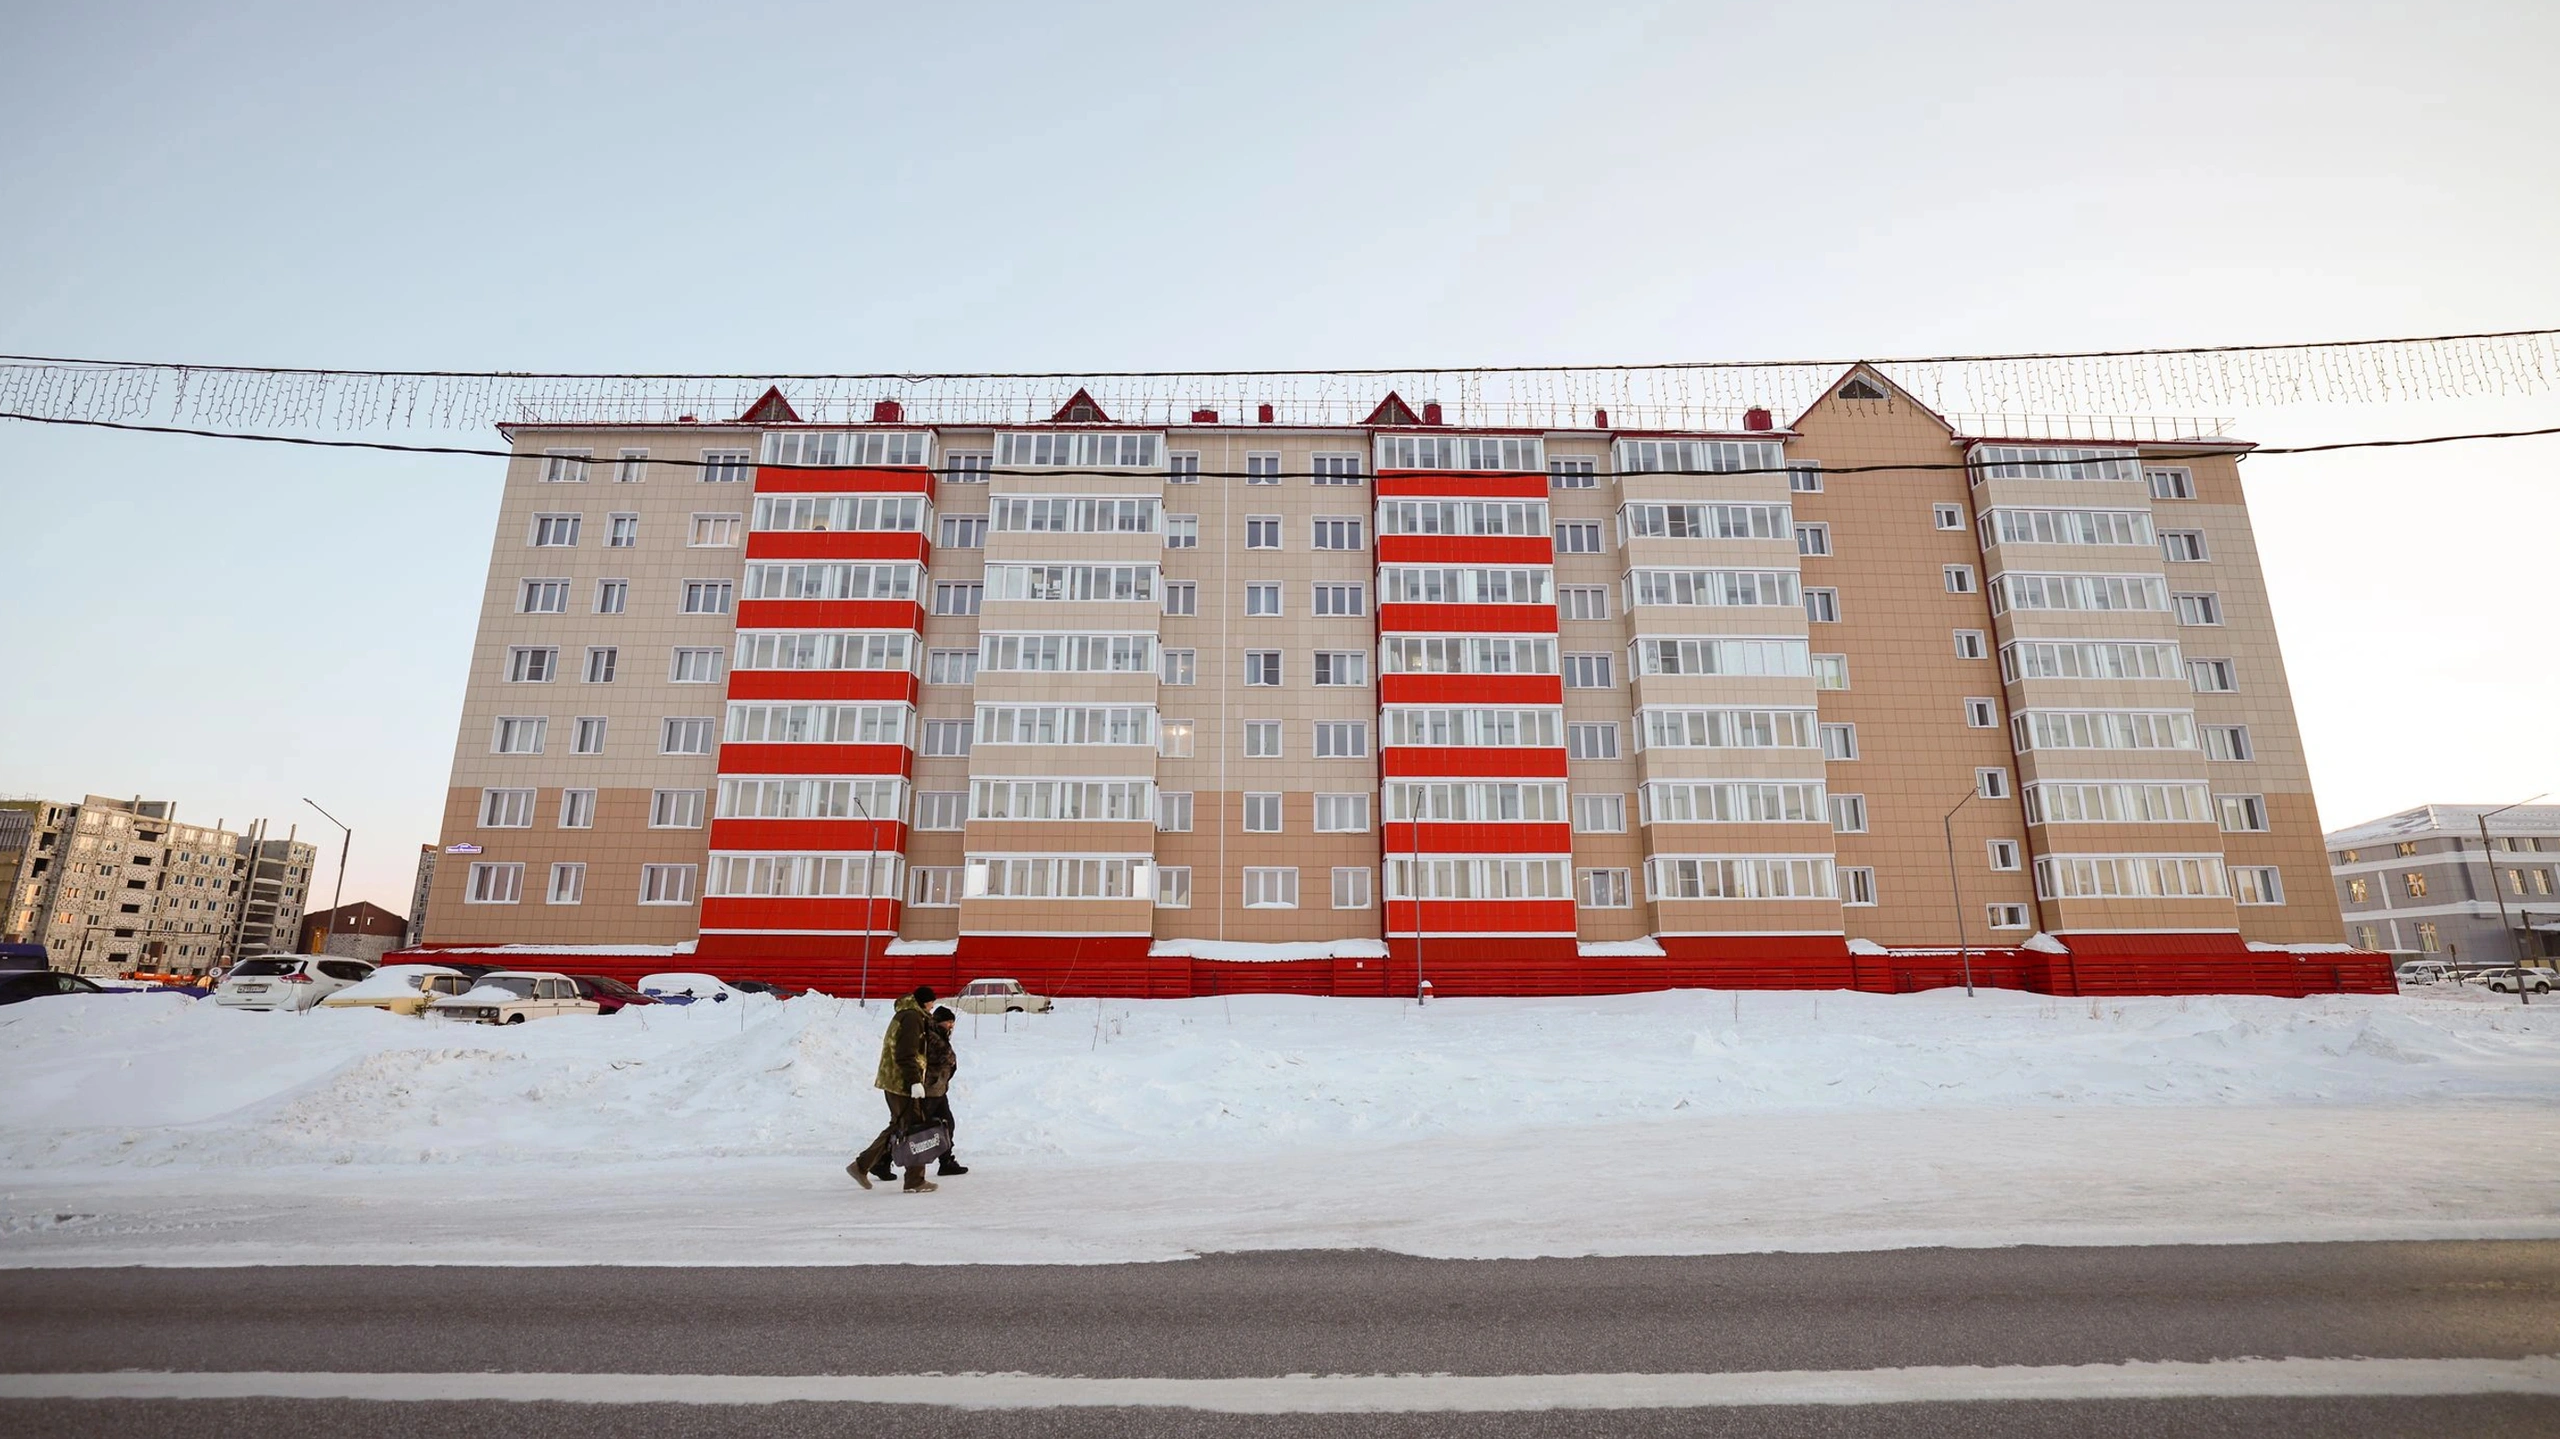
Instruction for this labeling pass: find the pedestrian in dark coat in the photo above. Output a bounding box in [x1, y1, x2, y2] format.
[849, 986, 938, 1193]
[920, 1006, 967, 1176]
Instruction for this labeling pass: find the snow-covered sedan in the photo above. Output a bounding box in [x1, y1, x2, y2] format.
[430, 971, 600, 1024]
[949, 978, 1053, 1014]
[213, 956, 376, 1012]
[319, 964, 476, 1016]
[637, 972, 747, 1005]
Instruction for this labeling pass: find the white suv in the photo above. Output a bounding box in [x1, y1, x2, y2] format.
[213, 956, 376, 1011]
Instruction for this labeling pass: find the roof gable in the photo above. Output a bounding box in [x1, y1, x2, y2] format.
[1362, 392, 1423, 427]
[1787, 364, 1953, 434]
[736, 386, 801, 424]
[1049, 388, 1113, 424]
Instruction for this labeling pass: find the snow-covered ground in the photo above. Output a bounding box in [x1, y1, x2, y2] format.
[1, 987, 2552, 1265]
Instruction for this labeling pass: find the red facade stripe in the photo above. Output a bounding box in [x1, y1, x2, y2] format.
[1376, 535, 1556, 566]
[1378, 674, 1566, 707]
[724, 671, 919, 704]
[716, 743, 916, 777]
[752, 466, 935, 497]
[744, 532, 931, 563]
[1377, 603, 1561, 636]
[1378, 745, 1569, 778]
[1375, 473, 1550, 499]
[734, 598, 928, 631]
[698, 896, 905, 933]
[1382, 821, 1575, 853]
[1382, 897, 1578, 933]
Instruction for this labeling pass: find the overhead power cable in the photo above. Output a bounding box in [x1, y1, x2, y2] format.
[4, 327, 2556, 435]
[5, 326, 2556, 380]
[6, 409, 2557, 479]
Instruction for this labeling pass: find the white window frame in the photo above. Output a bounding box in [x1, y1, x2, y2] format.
[1243, 867, 1299, 909]
[1331, 867, 1373, 910]
[465, 862, 524, 905]
[639, 863, 698, 906]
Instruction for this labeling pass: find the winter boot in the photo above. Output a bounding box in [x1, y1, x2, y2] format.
[937, 1156, 969, 1176]
[870, 1158, 897, 1182]
[903, 1171, 939, 1194]
[846, 1159, 874, 1190]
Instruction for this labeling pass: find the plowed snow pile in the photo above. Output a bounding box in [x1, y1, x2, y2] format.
[1, 989, 2552, 1263]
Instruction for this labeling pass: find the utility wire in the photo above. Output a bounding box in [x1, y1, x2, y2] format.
[5, 410, 2558, 479]
[4, 326, 2558, 382]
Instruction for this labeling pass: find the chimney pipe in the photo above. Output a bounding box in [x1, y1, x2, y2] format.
[1421, 402, 1443, 426]
[1742, 406, 1773, 432]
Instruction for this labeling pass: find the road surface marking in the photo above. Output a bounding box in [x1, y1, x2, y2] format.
[3, 1357, 2557, 1411]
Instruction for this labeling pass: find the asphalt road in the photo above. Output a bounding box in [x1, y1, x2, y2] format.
[2, 1240, 2554, 1436]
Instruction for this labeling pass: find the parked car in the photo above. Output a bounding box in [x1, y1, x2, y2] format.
[2395, 960, 2454, 985]
[0, 942, 50, 972]
[637, 972, 746, 1005]
[430, 971, 600, 1024]
[320, 964, 475, 1016]
[728, 979, 806, 1000]
[0, 970, 106, 1005]
[2475, 967, 2555, 995]
[570, 975, 657, 1014]
[213, 956, 376, 1012]
[950, 977, 1053, 1015]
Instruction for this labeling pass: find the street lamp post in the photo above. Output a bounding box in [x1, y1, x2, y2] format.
[302, 800, 352, 959]
[851, 788, 878, 1008]
[1942, 787, 1980, 998]
[2477, 793, 2547, 1005]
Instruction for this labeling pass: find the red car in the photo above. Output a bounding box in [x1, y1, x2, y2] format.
[571, 975, 658, 1014]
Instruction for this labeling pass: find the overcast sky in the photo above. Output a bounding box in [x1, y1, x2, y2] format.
[3, 0, 2555, 910]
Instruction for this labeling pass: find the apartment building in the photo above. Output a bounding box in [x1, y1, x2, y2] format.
[414, 369, 2365, 996]
[2328, 803, 2560, 965]
[2, 796, 316, 975]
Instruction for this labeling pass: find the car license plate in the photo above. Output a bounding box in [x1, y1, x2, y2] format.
[239, 984, 267, 993]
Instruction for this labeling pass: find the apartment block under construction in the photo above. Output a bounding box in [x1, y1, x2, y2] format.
[3, 796, 316, 975]
[411, 368, 2379, 996]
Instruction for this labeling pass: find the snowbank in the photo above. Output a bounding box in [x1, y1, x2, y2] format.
[1, 988, 2552, 1264]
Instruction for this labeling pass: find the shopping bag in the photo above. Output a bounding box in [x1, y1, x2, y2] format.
[889, 1123, 951, 1169]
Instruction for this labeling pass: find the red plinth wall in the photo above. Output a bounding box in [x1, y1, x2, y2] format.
[398, 933, 2398, 1000]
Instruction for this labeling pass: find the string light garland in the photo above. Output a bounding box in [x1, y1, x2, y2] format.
[1, 328, 2555, 436]
[8, 409, 2558, 479]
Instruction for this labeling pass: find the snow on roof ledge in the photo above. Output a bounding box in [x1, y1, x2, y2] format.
[885, 939, 958, 955]
[1580, 938, 1667, 957]
[1153, 938, 1389, 963]
[2249, 942, 2360, 955]
[2021, 933, 2071, 954]
[1846, 939, 1891, 956]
